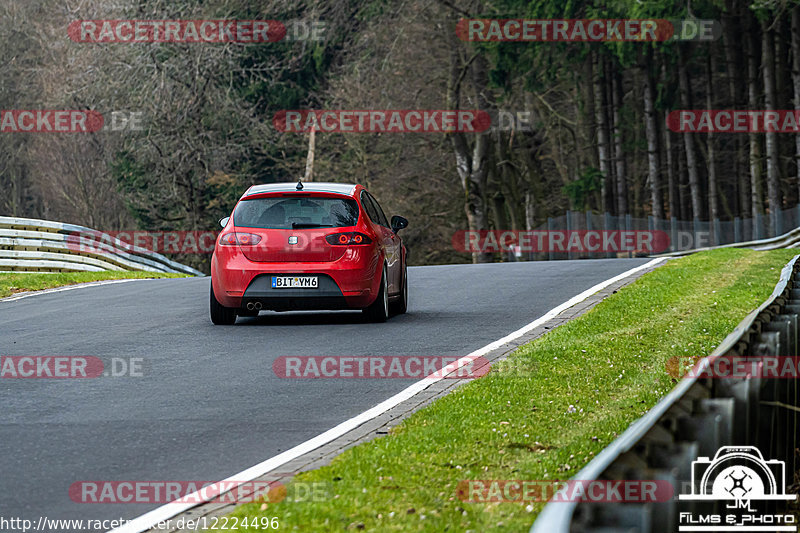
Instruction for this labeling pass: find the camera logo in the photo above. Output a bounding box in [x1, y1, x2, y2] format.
[680, 446, 792, 501]
[678, 446, 796, 531]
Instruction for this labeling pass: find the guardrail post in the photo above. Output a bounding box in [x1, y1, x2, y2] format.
[697, 399, 735, 454]
[775, 302, 800, 476]
[547, 217, 554, 261]
[692, 217, 700, 251]
[585, 211, 593, 260]
[767, 314, 798, 468]
[751, 330, 782, 460]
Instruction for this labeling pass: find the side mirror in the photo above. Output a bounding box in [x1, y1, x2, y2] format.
[219, 217, 230, 228]
[391, 215, 408, 233]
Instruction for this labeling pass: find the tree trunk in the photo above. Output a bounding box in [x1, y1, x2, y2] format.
[303, 126, 316, 182]
[612, 70, 627, 215]
[495, 128, 524, 230]
[705, 55, 718, 225]
[661, 62, 678, 219]
[490, 177, 509, 262]
[678, 137, 689, 221]
[446, 33, 492, 263]
[594, 53, 613, 213]
[525, 191, 535, 231]
[722, 0, 749, 220]
[665, 127, 677, 219]
[775, 16, 790, 110]
[746, 20, 764, 232]
[677, 46, 703, 220]
[643, 47, 663, 219]
[762, 19, 781, 234]
[11, 165, 24, 217]
[631, 71, 644, 218]
[584, 51, 599, 170]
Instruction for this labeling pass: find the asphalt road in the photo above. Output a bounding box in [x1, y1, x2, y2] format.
[0, 259, 650, 528]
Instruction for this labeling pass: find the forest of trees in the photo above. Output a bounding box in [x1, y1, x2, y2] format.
[1, 0, 799, 268]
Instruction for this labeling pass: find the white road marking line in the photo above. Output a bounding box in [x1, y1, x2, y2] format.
[110, 258, 666, 533]
[0, 278, 163, 302]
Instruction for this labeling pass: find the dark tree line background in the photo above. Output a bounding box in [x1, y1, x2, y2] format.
[1, 0, 799, 270]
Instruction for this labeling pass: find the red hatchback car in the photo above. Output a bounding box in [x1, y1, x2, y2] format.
[210, 182, 408, 325]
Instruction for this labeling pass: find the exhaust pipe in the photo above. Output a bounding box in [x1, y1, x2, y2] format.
[246, 302, 255, 311]
[254, 302, 263, 310]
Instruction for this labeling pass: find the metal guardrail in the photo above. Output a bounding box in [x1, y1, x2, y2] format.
[0, 216, 204, 276]
[531, 254, 800, 532]
[656, 225, 800, 257]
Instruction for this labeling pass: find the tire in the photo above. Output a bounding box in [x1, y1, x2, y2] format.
[363, 265, 389, 323]
[390, 263, 408, 315]
[210, 282, 237, 325]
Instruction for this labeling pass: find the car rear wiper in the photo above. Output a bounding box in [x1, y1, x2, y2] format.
[291, 222, 334, 229]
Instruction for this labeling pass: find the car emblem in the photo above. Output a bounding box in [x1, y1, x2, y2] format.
[288, 236, 298, 245]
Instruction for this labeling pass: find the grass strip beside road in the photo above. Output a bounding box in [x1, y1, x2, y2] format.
[228, 249, 797, 532]
[0, 271, 188, 298]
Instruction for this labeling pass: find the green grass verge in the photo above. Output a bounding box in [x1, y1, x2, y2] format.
[0, 271, 188, 298]
[227, 249, 797, 532]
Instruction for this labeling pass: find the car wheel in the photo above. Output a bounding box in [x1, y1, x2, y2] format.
[210, 282, 237, 325]
[390, 263, 408, 315]
[363, 265, 389, 323]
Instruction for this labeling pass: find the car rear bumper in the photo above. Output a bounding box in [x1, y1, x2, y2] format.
[211, 248, 381, 310]
[242, 273, 356, 311]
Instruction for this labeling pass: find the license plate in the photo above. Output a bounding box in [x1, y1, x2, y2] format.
[271, 276, 318, 289]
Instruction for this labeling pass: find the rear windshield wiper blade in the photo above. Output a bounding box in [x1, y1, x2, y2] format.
[291, 222, 334, 228]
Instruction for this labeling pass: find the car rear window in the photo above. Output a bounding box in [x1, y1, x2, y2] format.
[233, 195, 360, 229]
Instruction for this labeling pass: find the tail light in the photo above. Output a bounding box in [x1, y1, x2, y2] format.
[325, 232, 372, 245]
[219, 232, 262, 246]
